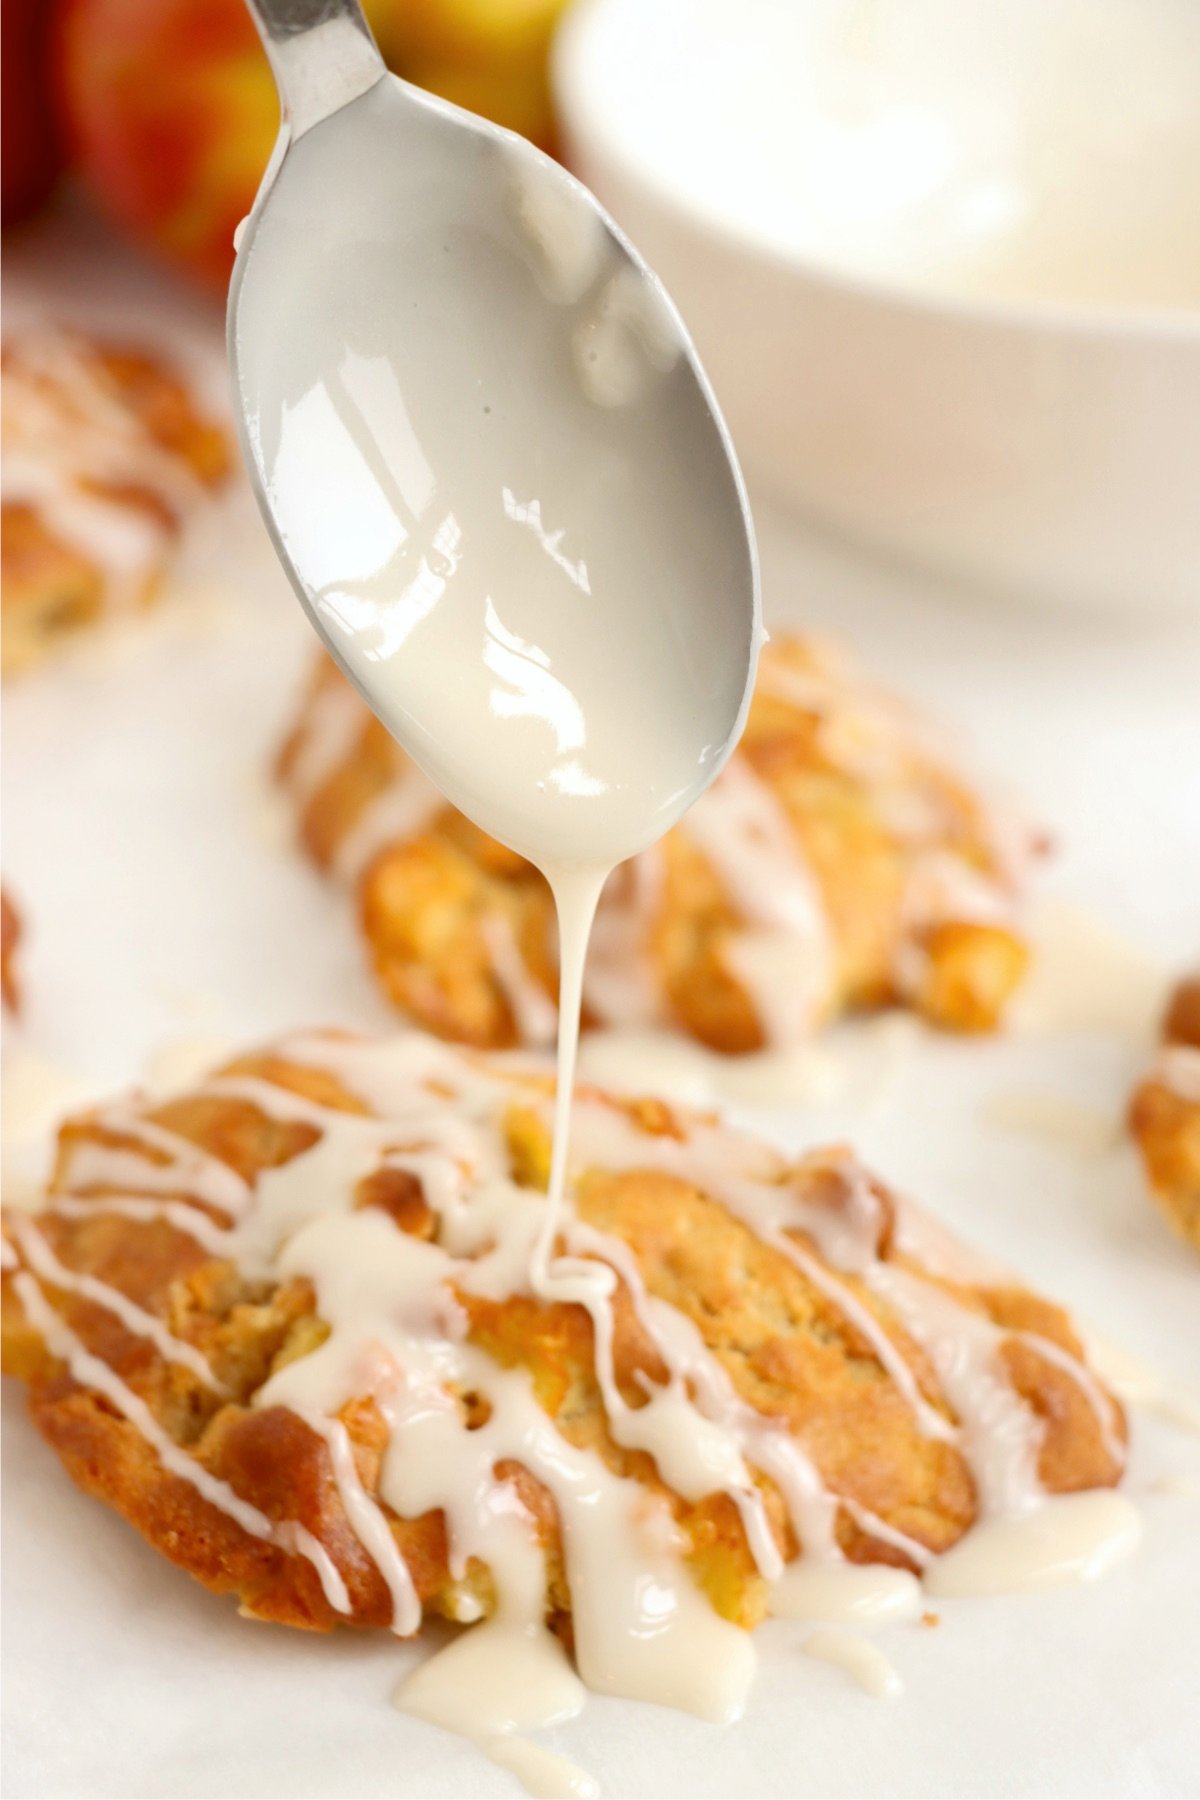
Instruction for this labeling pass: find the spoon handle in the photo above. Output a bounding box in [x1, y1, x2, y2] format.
[244, 0, 386, 137]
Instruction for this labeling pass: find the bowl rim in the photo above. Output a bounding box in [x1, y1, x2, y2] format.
[553, 0, 1200, 346]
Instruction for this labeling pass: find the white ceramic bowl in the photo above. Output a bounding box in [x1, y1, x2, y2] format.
[554, 0, 1200, 613]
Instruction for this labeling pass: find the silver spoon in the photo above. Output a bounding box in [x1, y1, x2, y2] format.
[228, 0, 759, 868]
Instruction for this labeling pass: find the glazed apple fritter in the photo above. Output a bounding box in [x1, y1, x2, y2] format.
[2, 1030, 1123, 1640]
[1, 328, 231, 676]
[1129, 975, 1200, 1253]
[277, 636, 1036, 1053]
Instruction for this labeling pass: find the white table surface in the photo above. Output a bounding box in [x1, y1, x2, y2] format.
[2, 205, 1200, 1800]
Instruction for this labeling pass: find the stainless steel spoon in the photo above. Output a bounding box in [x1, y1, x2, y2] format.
[228, 0, 759, 865]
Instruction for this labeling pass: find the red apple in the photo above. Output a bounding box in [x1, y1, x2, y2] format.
[2, 0, 67, 224]
[54, 0, 568, 293]
[55, 0, 281, 289]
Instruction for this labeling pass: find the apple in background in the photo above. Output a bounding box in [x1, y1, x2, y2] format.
[376, 0, 568, 144]
[2, 0, 67, 224]
[56, 0, 282, 289]
[55, 0, 569, 292]
[382, 0, 567, 64]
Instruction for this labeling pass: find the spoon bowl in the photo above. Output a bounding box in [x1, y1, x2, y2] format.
[229, 1, 759, 869]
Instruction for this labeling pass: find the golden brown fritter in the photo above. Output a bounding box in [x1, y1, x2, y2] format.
[1129, 975, 1200, 1252]
[1, 330, 231, 676]
[1, 886, 20, 1011]
[2, 1032, 1123, 1640]
[277, 638, 1034, 1052]
[1163, 976, 1200, 1051]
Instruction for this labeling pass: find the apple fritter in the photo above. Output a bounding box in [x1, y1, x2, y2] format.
[1, 328, 231, 676]
[1129, 975, 1200, 1253]
[277, 636, 1036, 1052]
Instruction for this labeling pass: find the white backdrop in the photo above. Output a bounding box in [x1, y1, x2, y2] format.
[3, 207, 1199, 1799]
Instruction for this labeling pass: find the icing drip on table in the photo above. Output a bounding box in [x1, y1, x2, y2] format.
[924, 1492, 1141, 1596]
[1011, 901, 1168, 1038]
[801, 1628, 904, 1698]
[771, 1561, 920, 1625]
